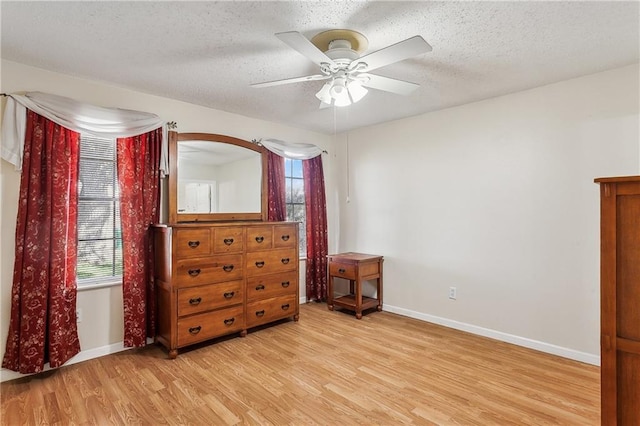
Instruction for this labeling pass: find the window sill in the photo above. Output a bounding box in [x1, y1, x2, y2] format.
[77, 279, 122, 292]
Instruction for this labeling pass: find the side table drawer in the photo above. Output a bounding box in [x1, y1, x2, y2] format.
[329, 262, 356, 280]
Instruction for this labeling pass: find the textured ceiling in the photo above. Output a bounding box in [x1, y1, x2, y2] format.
[1, 1, 639, 134]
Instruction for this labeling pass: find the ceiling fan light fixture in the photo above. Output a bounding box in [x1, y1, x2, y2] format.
[333, 90, 352, 107]
[315, 82, 332, 103]
[329, 77, 347, 98]
[347, 80, 368, 103]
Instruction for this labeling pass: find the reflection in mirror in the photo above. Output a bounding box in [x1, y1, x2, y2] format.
[177, 141, 262, 214]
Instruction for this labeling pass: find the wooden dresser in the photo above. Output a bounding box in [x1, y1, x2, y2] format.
[595, 175, 640, 425]
[153, 221, 299, 358]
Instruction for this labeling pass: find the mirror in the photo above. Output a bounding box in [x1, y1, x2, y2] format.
[168, 132, 267, 223]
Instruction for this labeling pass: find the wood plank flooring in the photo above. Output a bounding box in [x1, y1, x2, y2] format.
[1, 303, 600, 425]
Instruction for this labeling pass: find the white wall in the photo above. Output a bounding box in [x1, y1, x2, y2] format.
[0, 60, 332, 381]
[2, 59, 637, 383]
[331, 64, 640, 363]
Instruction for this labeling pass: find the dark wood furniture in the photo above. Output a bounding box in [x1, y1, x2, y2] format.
[153, 222, 299, 358]
[595, 175, 640, 425]
[327, 252, 383, 319]
[154, 131, 299, 358]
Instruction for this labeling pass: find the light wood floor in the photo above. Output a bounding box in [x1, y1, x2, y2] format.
[1, 303, 600, 425]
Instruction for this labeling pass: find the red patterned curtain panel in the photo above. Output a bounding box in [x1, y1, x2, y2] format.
[116, 129, 162, 347]
[2, 111, 81, 373]
[267, 150, 286, 221]
[303, 156, 328, 301]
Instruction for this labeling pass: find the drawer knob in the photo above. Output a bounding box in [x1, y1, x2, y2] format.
[222, 264, 234, 272]
[255, 261, 265, 268]
[223, 291, 235, 299]
[255, 284, 265, 291]
[188, 326, 201, 335]
[255, 236, 264, 243]
[188, 240, 200, 248]
[281, 281, 290, 288]
[188, 268, 201, 277]
[281, 234, 290, 241]
[223, 318, 235, 326]
[281, 303, 290, 310]
[223, 238, 234, 245]
[189, 297, 202, 305]
[281, 258, 290, 265]
[338, 268, 346, 274]
[255, 310, 265, 317]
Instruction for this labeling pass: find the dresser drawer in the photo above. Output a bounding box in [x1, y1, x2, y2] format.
[175, 229, 210, 258]
[329, 262, 357, 280]
[178, 280, 243, 316]
[177, 305, 244, 347]
[273, 225, 297, 249]
[246, 226, 274, 251]
[176, 254, 243, 287]
[246, 294, 297, 328]
[246, 271, 297, 301]
[212, 227, 244, 254]
[246, 248, 297, 277]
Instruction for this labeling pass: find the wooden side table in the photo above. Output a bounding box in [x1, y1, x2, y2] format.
[327, 252, 384, 319]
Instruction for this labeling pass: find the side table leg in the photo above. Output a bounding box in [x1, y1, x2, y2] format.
[327, 274, 334, 311]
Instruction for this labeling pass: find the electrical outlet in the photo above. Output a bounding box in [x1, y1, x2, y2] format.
[449, 287, 457, 300]
[76, 308, 82, 323]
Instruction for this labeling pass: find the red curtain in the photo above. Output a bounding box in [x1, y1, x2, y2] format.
[267, 150, 286, 221]
[303, 156, 328, 301]
[116, 128, 162, 347]
[2, 111, 81, 373]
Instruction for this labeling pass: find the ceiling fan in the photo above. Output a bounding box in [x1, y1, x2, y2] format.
[251, 29, 432, 108]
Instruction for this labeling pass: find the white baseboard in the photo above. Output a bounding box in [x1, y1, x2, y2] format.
[0, 339, 149, 383]
[383, 304, 600, 366]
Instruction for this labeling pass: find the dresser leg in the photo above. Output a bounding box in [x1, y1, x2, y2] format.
[377, 305, 382, 311]
[168, 349, 178, 359]
[328, 304, 334, 311]
[356, 312, 363, 320]
[240, 329, 247, 337]
[293, 314, 300, 322]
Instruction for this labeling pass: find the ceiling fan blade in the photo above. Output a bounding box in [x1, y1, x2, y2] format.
[251, 74, 330, 88]
[360, 74, 420, 96]
[356, 36, 432, 72]
[319, 101, 332, 109]
[275, 31, 336, 67]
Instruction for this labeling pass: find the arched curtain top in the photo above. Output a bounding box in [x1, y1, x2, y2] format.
[1, 92, 168, 173]
[260, 138, 324, 160]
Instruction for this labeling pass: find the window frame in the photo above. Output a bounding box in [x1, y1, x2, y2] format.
[76, 135, 123, 288]
[284, 158, 306, 257]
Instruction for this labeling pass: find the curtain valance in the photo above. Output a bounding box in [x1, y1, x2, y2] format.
[260, 138, 324, 160]
[1, 92, 168, 173]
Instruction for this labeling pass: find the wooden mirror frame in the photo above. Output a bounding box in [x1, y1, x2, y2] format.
[168, 131, 268, 223]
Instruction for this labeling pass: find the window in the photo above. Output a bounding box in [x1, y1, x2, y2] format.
[77, 135, 122, 285]
[284, 158, 306, 255]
